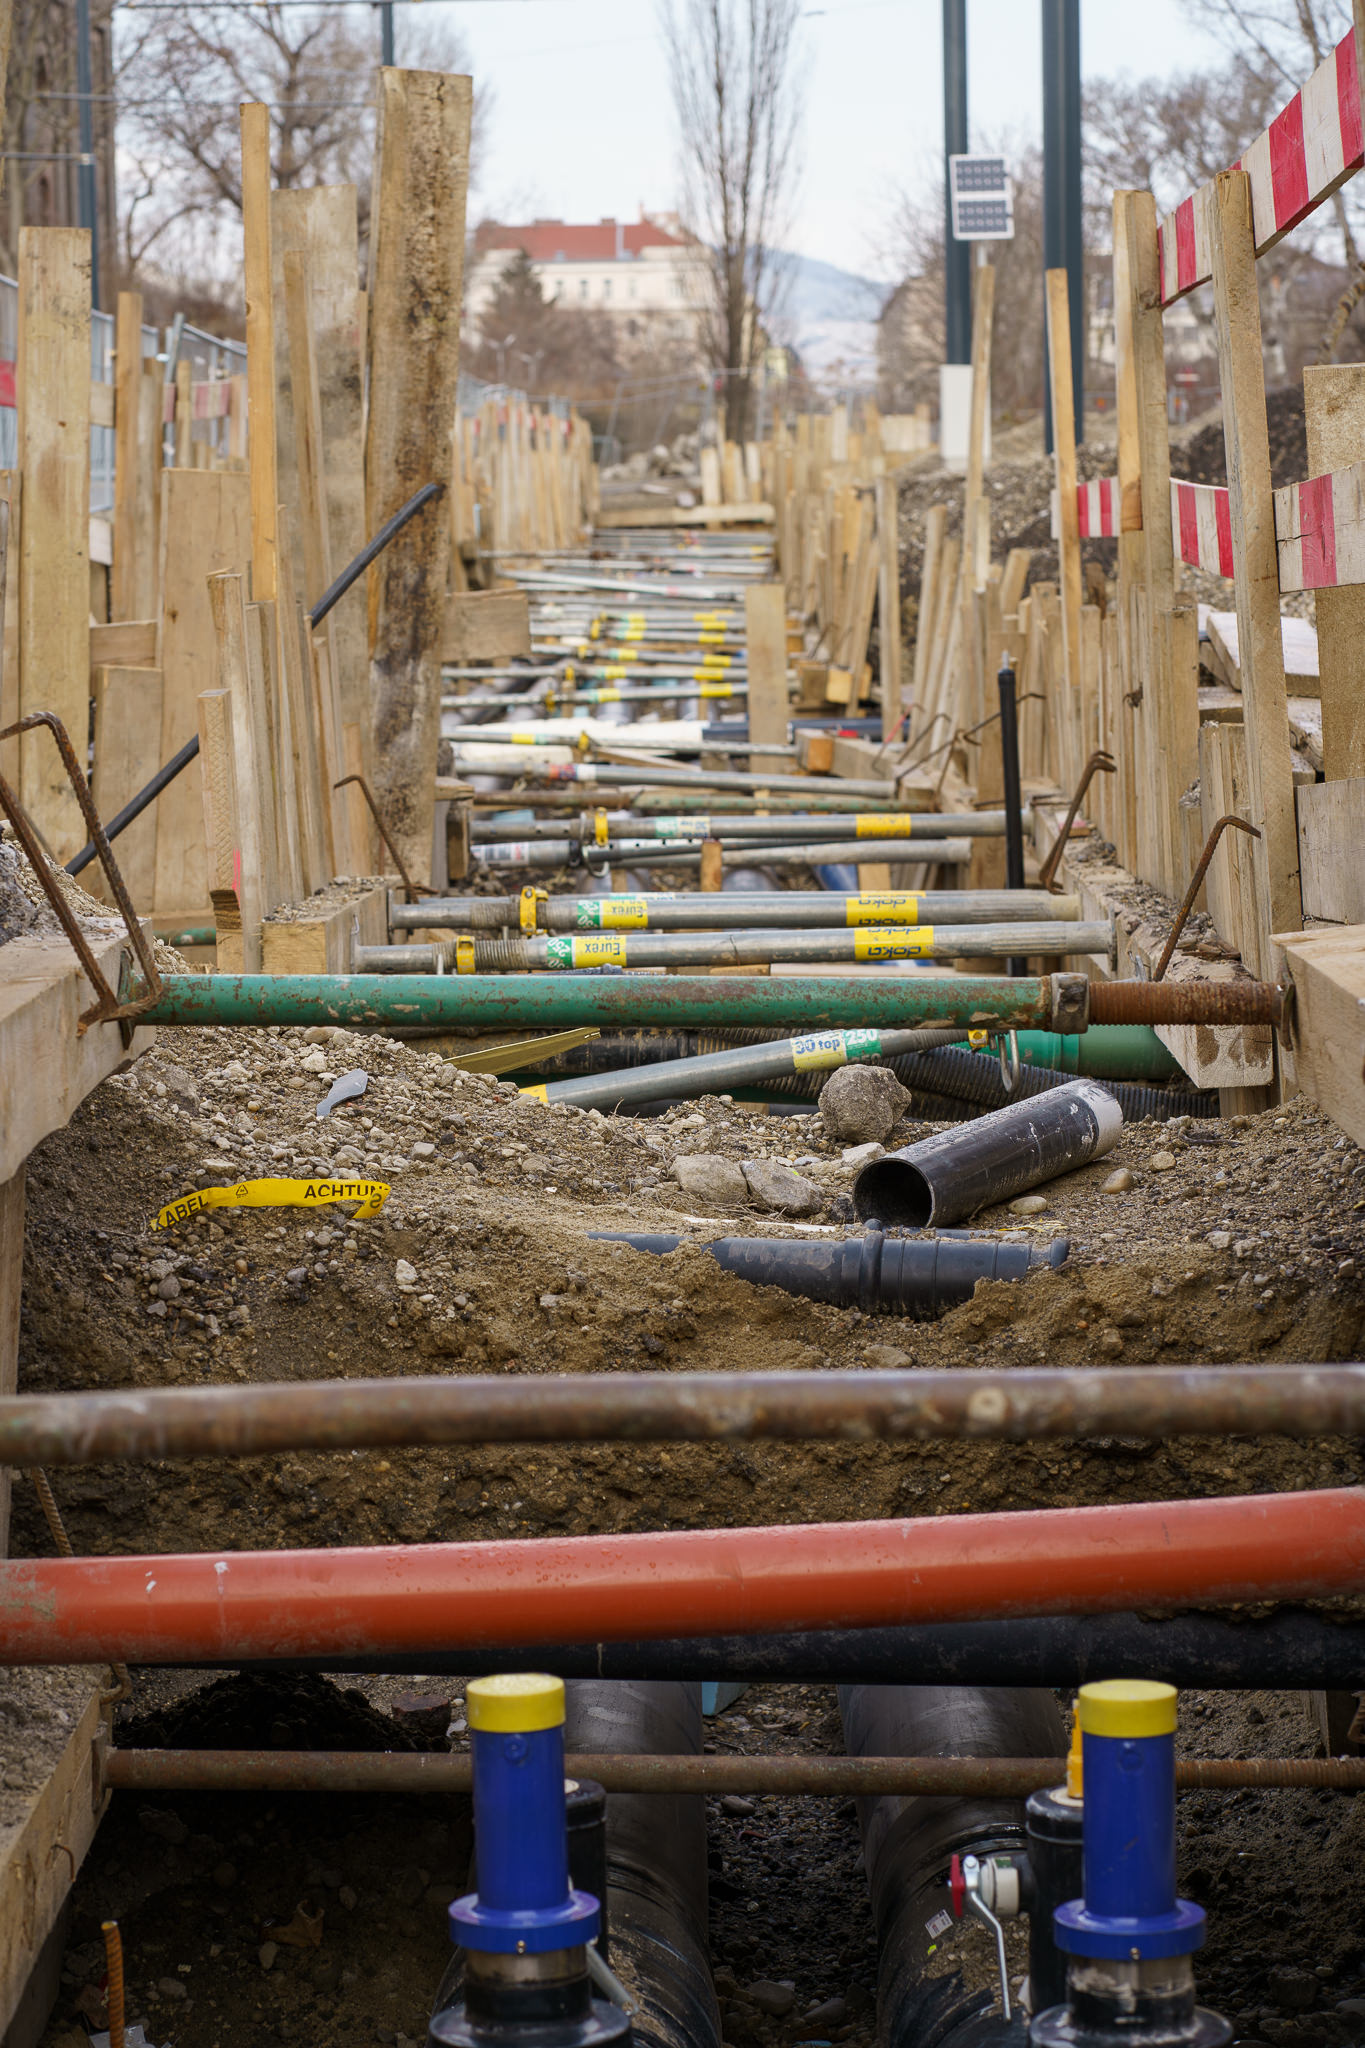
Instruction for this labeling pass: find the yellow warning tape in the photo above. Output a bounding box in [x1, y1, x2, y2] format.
[151, 1176, 390, 1232]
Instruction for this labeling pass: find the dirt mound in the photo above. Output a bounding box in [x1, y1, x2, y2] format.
[118, 1673, 426, 1753]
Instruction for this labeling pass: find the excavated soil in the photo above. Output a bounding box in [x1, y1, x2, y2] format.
[15, 1016, 1365, 2048]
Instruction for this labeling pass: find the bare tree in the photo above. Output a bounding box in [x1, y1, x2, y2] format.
[113, 3, 485, 292]
[1185, 0, 1360, 263]
[467, 248, 623, 399]
[660, 0, 804, 442]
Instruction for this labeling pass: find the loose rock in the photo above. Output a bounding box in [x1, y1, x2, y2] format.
[672, 1153, 749, 1209]
[1100, 1168, 1132, 1193]
[741, 1159, 824, 1215]
[745, 1981, 798, 2018]
[1149, 1151, 1177, 1171]
[1009, 1194, 1049, 1215]
[817, 1065, 910, 1145]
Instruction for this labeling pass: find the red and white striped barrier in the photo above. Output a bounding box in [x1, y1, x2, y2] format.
[1050, 477, 1128, 540]
[1158, 26, 1363, 304]
[1171, 479, 1234, 578]
[1275, 460, 1365, 591]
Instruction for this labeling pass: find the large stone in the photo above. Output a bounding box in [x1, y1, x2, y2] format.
[672, 1153, 749, 1209]
[741, 1158, 824, 1215]
[818, 1064, 910, 1145]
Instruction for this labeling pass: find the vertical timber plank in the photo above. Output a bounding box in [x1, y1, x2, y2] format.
[17, 228, 90, 862]
[91, 665, 163, 907]
[875, 473, 902, 742]
[241, 102, 279, 605]
[0, 1166, 22, 1558]
[744, 581, 789, 777]
[154, 469, 251, 915]
[1209, 168, 1301, 969]
[365, 68, 471, 874]
[1303, 364, 1365, 780]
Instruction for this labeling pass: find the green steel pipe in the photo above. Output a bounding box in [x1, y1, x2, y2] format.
[390, 891, 1082, 934]
[156, 924, 217, 949]
[992, 1028, 1181, 1083]
[140, 972, 1065, 1033]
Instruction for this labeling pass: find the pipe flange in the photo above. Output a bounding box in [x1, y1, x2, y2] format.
[1049, 973, 1090, 1036]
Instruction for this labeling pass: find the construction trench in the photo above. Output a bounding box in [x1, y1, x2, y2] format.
[6, 37, 1365, 2048]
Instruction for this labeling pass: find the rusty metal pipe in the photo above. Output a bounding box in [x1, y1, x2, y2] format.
[1088, 978, 1279, 1028]
[97, 1748, 1365, 1797]
[3, 1367, 1365, 1469]
[2, 1488, 1362, 1664]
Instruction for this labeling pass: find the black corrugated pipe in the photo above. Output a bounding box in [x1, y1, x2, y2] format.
[237, 1608, 1365, 1689]
[838, 1686, 1067, 2048]
[515, 1036, 1218, 1123]
[589, 1229, 1069, 1316]
[563, 1682, 720, 2048]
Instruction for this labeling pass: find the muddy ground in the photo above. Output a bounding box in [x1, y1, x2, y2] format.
[10, 1015, 1365, 2048]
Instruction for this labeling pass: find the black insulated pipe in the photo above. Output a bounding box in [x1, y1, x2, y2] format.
[589, 1229, 1069, 1317]
[239, 1608, 1365, 1689]
[853, 1077, 1122, 1228]
[838, 1685, 1066, 2048]
[310, 481, 444, 627]
[564, 1682, 720, 2048]
[997, 662, 1027, 980]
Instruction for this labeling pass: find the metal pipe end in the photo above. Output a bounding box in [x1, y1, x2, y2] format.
[851, 1158, 934, 1228]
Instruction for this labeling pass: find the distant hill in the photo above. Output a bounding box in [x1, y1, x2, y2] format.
[765, 249, 884, 381]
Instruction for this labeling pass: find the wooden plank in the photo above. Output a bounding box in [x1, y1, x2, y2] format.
[16, 228, 90, 864]
[279, 250, 351, 876]
[242, 597, 289, 912]
[90, 618, 156, 669]
[743, 581, 789, 778]
[1296, 778, 1365, 923]
[261, 880, 389, 974]
[365, 68, 472, 875]
[1272, 924, 1365, 1147]
[1046, 267, 1083, 797]
[875, 473, 902, 741]
[441, 590, 532, 664]
[1208, 167, 1302, 974]
[911, 504, 946, 710]
[0, 1684, 107, 2042]
[1202, 608, 1319, 691]
[0, 1168, 22, 1558]
[241, 102, 279, 604]
[1301, 364, 1365, 776]
[154, 470, 251, 916]
[91, 666, 162, 908]
[0, 932, 156, 1183]
[196, 681, 250, 971]
[275, 534, 328, 893]
[112, 292, 153, 618]
[593, 501, 774, 530]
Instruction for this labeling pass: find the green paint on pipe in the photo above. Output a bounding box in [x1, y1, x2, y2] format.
[141, 972, 1057, 1034]
[979, 1027, 1180, 1083]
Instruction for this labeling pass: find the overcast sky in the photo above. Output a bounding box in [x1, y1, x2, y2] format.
[440, 0, 1229, 277]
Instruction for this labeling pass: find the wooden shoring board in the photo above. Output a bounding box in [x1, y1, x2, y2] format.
[743, 582, 789, 778]
[877, 474, 903, 743]
[1209, 168, 1302, 975]
[1272, 924, 1365, 1147]
[153, 470, 251, 918]
[17, 229, 90, 866]
[0, 930, 155, 1183]
[365, 68, 472, 877]
[91, 665, 163, 910]
[1296, 776, 1365, 925]
[261, 880, 389, 974]
[0, 1683, 107, 2043]
[441, 591, 532, 664]
[1300, 365, 1365, 777]
[1029, 811, 1274, 1091]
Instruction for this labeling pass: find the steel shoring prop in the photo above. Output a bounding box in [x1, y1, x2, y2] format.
[99, 1749, 1365, 1799]
[134, 972, 1281, 1034]
[390, 892, 1082, 932]
[362, 921, 1116, 975]
[1, 1366, 1361, 1467]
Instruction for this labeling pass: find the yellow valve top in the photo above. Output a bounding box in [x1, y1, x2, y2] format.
[1065, 1713, 1084, 1799]
[1078, 1679, 1177, 1740]
[467, 1673, 565, 1734]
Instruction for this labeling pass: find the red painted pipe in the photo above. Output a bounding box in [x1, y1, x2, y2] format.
[1, 1489, 1361, 1665]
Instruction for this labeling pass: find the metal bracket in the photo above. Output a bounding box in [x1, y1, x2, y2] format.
[1152, 813, 1260, 982]
[1049, 973, 1091, 1036]
[333, 773, 428, 903]
[0, 711, 162, 1040]
[1037, 750, 1117, 893]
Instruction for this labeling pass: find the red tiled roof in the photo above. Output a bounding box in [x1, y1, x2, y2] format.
[473, 218, 690, 261]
